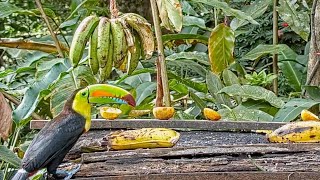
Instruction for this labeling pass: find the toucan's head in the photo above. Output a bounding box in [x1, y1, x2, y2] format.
[71, 84, 135, 131]
[74, 84, 136, 107]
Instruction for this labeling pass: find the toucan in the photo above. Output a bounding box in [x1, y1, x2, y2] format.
[12, 84, 135, 180]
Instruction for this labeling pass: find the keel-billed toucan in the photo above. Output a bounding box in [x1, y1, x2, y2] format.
[12, 84, 135, 180]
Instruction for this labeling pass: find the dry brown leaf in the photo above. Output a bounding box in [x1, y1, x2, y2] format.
[0, 92, 13, 141]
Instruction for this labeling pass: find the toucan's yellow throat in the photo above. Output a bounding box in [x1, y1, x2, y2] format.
[71, 84, 136, 132]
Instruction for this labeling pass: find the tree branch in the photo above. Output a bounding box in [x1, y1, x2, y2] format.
[35, 0, 65, 57]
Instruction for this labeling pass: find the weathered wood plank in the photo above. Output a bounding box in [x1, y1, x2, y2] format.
[76, 151, 320, 178]
[30, 119, 286, 131]
[74, 172, 320, 180]
[81, 143, 320, 163]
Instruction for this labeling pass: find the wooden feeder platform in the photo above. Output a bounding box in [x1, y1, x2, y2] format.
[30, 119, 320, 180]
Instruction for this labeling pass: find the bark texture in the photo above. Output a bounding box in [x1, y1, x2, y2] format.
[307, 1, 320, 85]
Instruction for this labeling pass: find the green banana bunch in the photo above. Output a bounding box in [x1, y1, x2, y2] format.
[69, 12, 155, 81]
[120, 13, 155, 59]
[69, 15, 99, 66]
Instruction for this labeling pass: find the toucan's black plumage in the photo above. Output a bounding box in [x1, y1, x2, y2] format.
[12, 84, 135, 180]
[13, 90, 85, 180]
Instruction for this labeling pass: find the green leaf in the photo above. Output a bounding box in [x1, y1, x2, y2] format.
[206, 72, 231, 107]
[183, 16, 206, 29]
[230, 0, 271, 30]
[277, 0, 310, 41]
[135, 82, 157, 106]
[116, 68, 155, 85]
[189, 91, 206, 110]
[167, 60, 207, 77]
[50, 74, 75, 116]
[222, 69, 240, 86]
[168, 72, 207, 93]
[219, 105, 273, 121]
[303, 86, 320, 101]
[162, 34, 208, 44]
[218, 84, 284, 108]
[166, 51, 209, 65]
[208, 23, 235, 74]
[169, 79, 189, 96]
[0, 2, 33, 18]
[242, 44, 298, 60]
[279, 61, 302, 92]
[273, 98, 319, 122]
[12, 63, 67, 122]
[36, 58, 66, 72]
[192, 0, 259, 25]
[59, 15, 80, 29]
[0, 145, 21, 168]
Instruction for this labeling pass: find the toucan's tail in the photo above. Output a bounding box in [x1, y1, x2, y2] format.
[11, 169, 29, 180]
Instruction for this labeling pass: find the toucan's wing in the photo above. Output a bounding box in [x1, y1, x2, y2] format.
[21, 112, 85, 172]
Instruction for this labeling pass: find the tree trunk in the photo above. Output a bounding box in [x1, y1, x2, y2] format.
[307, 1, 320, 86]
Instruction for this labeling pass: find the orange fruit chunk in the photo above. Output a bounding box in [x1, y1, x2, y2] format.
[301, 109, 319, 121]
[203, 108, 221, 121]
[100, 107, 122, 120]
[153, 107, 175, 120]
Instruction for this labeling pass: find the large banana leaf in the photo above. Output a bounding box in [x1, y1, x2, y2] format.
[208, 23, 235, 74]
[273, 98, 319, 122]
[218, 84, 284, 108]
[135, 82, 157, 106]
[12, 63, 67, 123]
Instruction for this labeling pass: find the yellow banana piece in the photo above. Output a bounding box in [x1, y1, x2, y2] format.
[267, 121, 320, 143]
[121, 13, 155, 59]
[88, 26, 99, 74]
[110, 19, 127, 68]
[106, 128, 180, 150]
[69, 15, 99, 66]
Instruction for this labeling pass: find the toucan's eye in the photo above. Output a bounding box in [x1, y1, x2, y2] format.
[81, 91, 87, 96]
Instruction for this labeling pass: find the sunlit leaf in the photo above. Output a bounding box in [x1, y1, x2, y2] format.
[208, 23, 235, 74]
[157, 0, 183, 32]
[135, 82, 157, 105]
[242, 44, 297, 60]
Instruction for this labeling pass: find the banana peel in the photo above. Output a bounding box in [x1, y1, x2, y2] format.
[267, 121, 320, 143]
[103, 128, 180, 150]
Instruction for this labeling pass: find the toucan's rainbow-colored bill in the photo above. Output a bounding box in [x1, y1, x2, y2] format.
[87, 84, 136, 106]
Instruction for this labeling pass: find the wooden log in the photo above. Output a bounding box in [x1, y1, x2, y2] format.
[30, 119, 286, 131]
[81, 143, 320, 163]
[74, 172, 320, 180]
